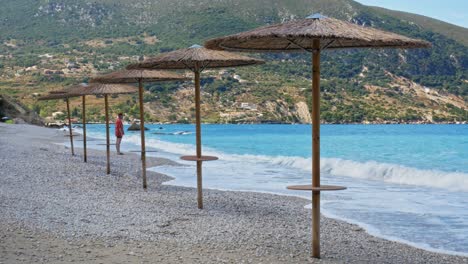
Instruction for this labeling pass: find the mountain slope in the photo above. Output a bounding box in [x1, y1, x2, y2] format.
[0, 0, 366, 44]
[369, 6, 468, 47]
[0, 0, 466, 123]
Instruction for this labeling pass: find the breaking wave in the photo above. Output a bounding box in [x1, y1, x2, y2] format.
[122, 134, 468, 192]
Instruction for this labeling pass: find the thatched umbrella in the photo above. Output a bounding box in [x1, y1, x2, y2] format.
[127, 45, 264, 209]
[48, 84, 91, 162]
[90, 70, 190, 189]
[205, 13, 431, 258]
[73, 83, 138, 174]
[38, 92, 81, 156]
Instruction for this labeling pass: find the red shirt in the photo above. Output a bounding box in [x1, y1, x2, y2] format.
[115, 118, 124, 137]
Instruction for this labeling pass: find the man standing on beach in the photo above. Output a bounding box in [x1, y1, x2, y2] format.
[115, 113, 125, 155]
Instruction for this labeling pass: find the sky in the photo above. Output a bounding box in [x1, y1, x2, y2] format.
[355, 0, 468, 28]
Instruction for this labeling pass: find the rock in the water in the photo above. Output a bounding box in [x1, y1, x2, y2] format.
[127, 122, 149, 131]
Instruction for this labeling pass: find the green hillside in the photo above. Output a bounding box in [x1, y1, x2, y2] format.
[0, 0, 466, 124]
[369, 6, 468, 47]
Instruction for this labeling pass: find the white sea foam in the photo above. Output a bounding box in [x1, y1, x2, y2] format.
[317, 204, 468, 257]
[74, 131, 468, 192]
[129, 136, 468, 192]
[320, 158, 468, 192]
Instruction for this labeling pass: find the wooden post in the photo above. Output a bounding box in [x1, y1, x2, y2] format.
[311, 39, 321, 258]
[138, 79, 148, 189]
[82, 95, 87, 162]
[66, 98, 75, 156]
[104, 94, 110, 175]
[194, 65, 203, 209]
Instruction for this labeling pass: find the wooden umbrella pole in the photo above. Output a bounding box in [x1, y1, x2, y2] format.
[194, 66, 203, 209]
[138, 79, 148, 189]
[82, 96, 87, 162]
[105, 94, 111, 174]
[66, 98, 75, 156]
[311, 39, 321, 258]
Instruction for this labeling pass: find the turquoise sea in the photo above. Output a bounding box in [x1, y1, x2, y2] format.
[77, 124, 468, 255]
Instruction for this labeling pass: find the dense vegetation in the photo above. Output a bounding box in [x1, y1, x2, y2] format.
[0, 0, 466, 123]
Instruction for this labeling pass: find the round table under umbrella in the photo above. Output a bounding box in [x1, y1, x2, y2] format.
[90, 70, 190, 189]
[38, 92, 81, 156]
[205, 13, 431, 258]
[127, 45, 264, 209]
[73, 83, 138, 174]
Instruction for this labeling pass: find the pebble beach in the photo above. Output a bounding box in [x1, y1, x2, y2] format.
[1, 123, 467, 264]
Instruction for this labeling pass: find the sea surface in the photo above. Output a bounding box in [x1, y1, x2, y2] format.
[77, 124, 468, 255]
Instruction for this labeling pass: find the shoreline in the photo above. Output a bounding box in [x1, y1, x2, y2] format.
[41, 121, 468, 127]
[161, 173, 468, 258]
[1, 123, 467, 263]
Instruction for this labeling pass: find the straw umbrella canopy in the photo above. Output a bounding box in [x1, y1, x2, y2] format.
[73, 83, 138, 174]
[127, 45, 264, 209]
[91, 69, 190, 83]
[205, 13, 430, 258]
[38, 91, 82, 156]
[49, 90, 70, 94]
[90, 69, 190, 189]
[46, 84, 92, 162]
[205, 14, 431, 51]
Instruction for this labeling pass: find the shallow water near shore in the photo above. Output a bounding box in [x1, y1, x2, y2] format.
[77, 124, 468, 256]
